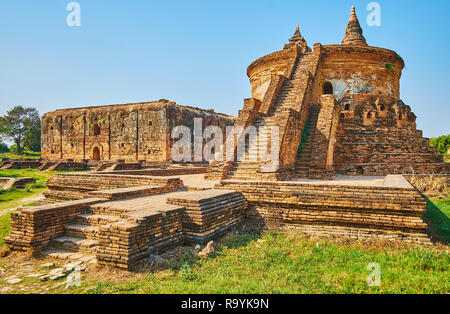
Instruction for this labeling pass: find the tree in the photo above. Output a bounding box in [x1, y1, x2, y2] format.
[0, 141, 9, 153]
[0, 106, 41, 153]
[23, 121, 41, 152]
[430, 135, 450, 156]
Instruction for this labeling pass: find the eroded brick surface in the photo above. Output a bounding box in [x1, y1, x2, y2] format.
[207, 7, 449, 181]
[41, 100, 235, 164]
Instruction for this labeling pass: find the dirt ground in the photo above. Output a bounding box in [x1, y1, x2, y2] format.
[0, 243, 198, 294]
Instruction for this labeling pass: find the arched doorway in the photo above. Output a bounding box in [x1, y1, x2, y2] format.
[323, 82, 333, 95]
[92, 147, 101, 161]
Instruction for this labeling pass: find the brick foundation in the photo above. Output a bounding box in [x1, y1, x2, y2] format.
[216, 176, 431, 245]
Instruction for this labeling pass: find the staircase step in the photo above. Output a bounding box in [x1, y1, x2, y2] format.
[51, 236, 98, 254]
[74, 214, 121, 226]
[65, 224, 99, 239]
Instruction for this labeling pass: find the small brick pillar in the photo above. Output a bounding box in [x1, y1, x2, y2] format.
[309, 95, 340, 179]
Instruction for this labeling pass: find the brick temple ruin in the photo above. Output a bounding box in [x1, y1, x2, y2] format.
[207, 6, 449, 180]
[5, 7, 449, 270]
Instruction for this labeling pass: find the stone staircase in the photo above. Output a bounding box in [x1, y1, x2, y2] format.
[38, 162, 58, 172]
[37, 188, 248, 269]
[48, 205, 127, 259]
[268, 53, 314, 116]
[293, 105, 320, 178]
[224, 53, 314, 181]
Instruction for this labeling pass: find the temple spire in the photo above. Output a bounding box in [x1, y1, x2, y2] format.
[288, 24, 310, 53]
[289, 25, 305, 44]
[341, 6, 368, 46]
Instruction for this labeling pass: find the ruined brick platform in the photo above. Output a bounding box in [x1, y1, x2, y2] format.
[43, 172, 184, 200]
[216, 175, 431, 245]
[207, 7, 449, 181]
[5, 173, 246, 270]
[0, 177, 36, 190]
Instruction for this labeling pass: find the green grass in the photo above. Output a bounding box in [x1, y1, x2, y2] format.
[0, 169, 55, 212]
[426, 198, 450, 244]
[0, 213, 10, 248]
[65, 198, 449, 294]
[0, 151, 41, 161]
[0, 172, 447, 294]
[63, 232, 449, 294]
[297, 122, 311, 155]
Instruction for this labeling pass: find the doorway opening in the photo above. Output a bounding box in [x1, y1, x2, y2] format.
[93, 147, 101, 161]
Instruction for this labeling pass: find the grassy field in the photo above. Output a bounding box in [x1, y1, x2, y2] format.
[0, 197, 448, 293]
[0, 152, 41, 161]
[62, 232, 449, 294]
[0, 168, 448, 294]
[67, 197, 449, 294]
[0, 214, 10, 248]
[0, 169, 56, 212]
[426, 198, 450, 244]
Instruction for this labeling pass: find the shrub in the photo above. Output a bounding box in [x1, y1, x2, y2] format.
[430, 135, 450, 160]
[385, 63, 393, 73]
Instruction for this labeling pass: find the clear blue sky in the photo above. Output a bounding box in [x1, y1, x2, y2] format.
[0, 0, 448, 137]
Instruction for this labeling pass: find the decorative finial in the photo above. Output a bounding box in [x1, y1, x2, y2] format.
[287, 24, 311, 53]
[341, 6, 368, 46]
[289, 25, 305, 44]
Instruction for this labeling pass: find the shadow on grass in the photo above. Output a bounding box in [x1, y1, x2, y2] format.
[168, 226, 262, 274]
[425, 199, 450, 245]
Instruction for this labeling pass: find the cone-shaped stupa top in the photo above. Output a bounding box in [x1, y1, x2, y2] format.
[341, 6, 368, 46]
[289, 25, 306, 44]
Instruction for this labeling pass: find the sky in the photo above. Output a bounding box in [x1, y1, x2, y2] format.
[0, 0, 449, 137]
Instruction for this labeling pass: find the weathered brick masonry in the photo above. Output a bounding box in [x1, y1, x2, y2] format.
[217, 176, 430, 244]
[207, 6, 449, 181]
[6, 173, 247, 270]
[5, 7, 445, 270]
[44, 172, 184, 200]
[41, 100, 235, 164]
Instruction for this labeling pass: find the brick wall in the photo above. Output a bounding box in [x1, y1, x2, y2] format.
[44, 173, 184, 200]
[5, 198, 106, 253]
[41, 100, 235, 163]
[217, 178, 431, 244]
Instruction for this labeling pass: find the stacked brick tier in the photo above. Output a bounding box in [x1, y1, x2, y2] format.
[94, 203, 184, 269]
[217, 176, 431, 244]
[5, 198, 107, 253]
[7, 187, 247, 270]
[101, 167, 208, 177]
[167, 190, 247, 243]
[38, 160, 89, 172]
[335, 118, 450, 176]
[1, 160, 42, 170]
[0, 177, 36, 190]
[44, 172, 184, 200]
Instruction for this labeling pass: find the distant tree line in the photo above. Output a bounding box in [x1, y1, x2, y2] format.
[430, 134, 450, 158]
[0, 106, 41, 154]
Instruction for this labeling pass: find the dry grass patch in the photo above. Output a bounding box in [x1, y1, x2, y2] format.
[407, 173, 449, 198]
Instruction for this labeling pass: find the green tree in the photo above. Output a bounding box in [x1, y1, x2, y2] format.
[0, 106, 41, 153]
[430, 135, 450, 156]
[0, 142, 9, 153]
[23, 121, 41, 152]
